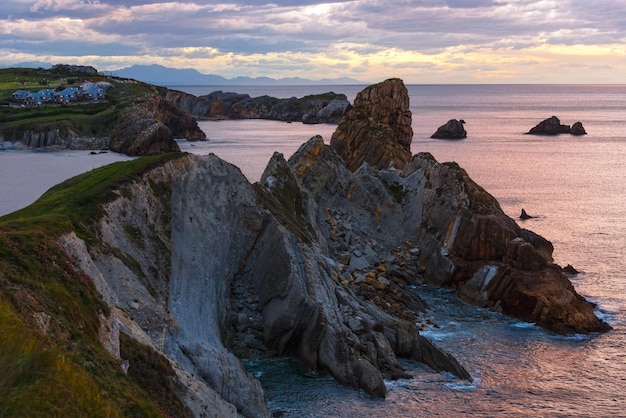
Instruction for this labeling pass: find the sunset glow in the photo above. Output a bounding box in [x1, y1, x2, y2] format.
[1, 0, 624, 83]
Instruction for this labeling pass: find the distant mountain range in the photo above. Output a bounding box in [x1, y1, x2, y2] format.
[109, 64, 365, 86]
[1, 62, 364, 86]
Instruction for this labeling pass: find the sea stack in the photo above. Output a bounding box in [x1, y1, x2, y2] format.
[330, 78, 413, 171]
[431, 119, 467, 139]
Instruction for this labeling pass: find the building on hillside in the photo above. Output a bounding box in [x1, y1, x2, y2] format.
[38, 89, 55, 102]
[96, 81, 113, 89]
[53, 87, 79, 104]
[12, 90, 30, 101]
[25, 92, 44, 106]
[82, 86, 105, 100]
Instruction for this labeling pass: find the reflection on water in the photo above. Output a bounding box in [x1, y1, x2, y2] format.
[248, 284, 626, 417]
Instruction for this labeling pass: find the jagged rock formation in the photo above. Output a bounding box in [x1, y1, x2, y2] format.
[431, 119, 467, 139]
[399, 153, 609, 334]
[4, 79, 610, 417]
[520, 208, 534, 219]
[109, 95, 205, 155]
[330, 78, 413, 171]
[165, 89, 351, 124]
[57, 150, 472, 413]
[528, 116, 587, 136]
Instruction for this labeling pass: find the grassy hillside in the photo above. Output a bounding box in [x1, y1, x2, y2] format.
[0, 67, 167, 141]
[0, 153, 189, 417]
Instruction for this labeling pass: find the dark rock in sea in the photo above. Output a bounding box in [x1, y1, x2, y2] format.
[520, 208, 534, 219]
[563, 264, 580, 275]
[431, 119, 467, 139]
[528, 116, 586, 136]
[400, 154, 610, 335]
[528, 116, 570, 135]
[571, 121, 587, 135]
[330, 78, 413, 171]
[165, 89, 351, 124]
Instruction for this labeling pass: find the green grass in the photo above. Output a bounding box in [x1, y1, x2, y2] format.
[0, 153, 184, 238]
[0, 67, 161, 140]
[0, 154, 191, 417]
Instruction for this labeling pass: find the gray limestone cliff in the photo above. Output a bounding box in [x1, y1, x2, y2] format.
[47, 80, 608, 417]
[58, 149, 473, 416]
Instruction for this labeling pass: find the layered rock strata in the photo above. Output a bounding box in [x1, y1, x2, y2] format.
[49, 80, 608, 417]
[59, 150, 472, 416]
[165, 90, 351, 124]
[109, 94, 205, 155]
[330, 78, 413, 171]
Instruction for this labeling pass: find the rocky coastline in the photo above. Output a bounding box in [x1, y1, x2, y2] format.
[0, 78, 610, 417]
[1, 86, 351, 155]
[164, 89, 351, 124]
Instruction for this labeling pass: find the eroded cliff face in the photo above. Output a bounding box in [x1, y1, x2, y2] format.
[53, 80, 609, 417]
[108, 94, 206, 156]
[57, 150, 473, 414]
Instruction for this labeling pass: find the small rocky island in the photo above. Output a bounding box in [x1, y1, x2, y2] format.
[528, 116, 587, 135]
[431, 119, 467, 139]
[0, 78, 610, 417]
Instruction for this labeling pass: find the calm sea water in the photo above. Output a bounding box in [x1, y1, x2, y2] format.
[2, 84, 625, 417]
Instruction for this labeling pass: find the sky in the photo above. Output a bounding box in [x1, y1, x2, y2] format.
[1, 0, 625, 83]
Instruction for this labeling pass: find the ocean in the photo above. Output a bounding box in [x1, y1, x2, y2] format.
[3, 84, 626, 417]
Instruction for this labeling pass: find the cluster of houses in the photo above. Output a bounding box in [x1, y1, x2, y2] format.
[11, 81, 113, 106]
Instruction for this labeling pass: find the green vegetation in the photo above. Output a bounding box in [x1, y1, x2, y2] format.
[253, 165, 314, 244]
[0, 153, 186, 417]
[0, 153, 183, 239]
[120, 333, 192, 418]
[0, 67, 161, 141]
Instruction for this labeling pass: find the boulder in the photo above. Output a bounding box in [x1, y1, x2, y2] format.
[330, 78, 413, 171]
[571, 121, 587, 135]
[528, 116, 586, 136]
[431, 119, 467, 139]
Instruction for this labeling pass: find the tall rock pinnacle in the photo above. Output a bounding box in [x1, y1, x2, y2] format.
[330, 78, 413, 171]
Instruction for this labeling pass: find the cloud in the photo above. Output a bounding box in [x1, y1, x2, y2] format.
[0, 0, 624, 83]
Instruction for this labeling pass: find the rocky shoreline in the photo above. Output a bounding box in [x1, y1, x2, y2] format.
[164, 89, 351, 124]
[0, 78, 610, 417]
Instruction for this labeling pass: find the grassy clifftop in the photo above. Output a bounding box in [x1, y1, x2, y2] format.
[0, 67, 168, 142]
[0, 153, 187, 417]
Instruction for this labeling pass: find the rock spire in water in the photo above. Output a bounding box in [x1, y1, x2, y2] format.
[330, 78, 413, 171]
